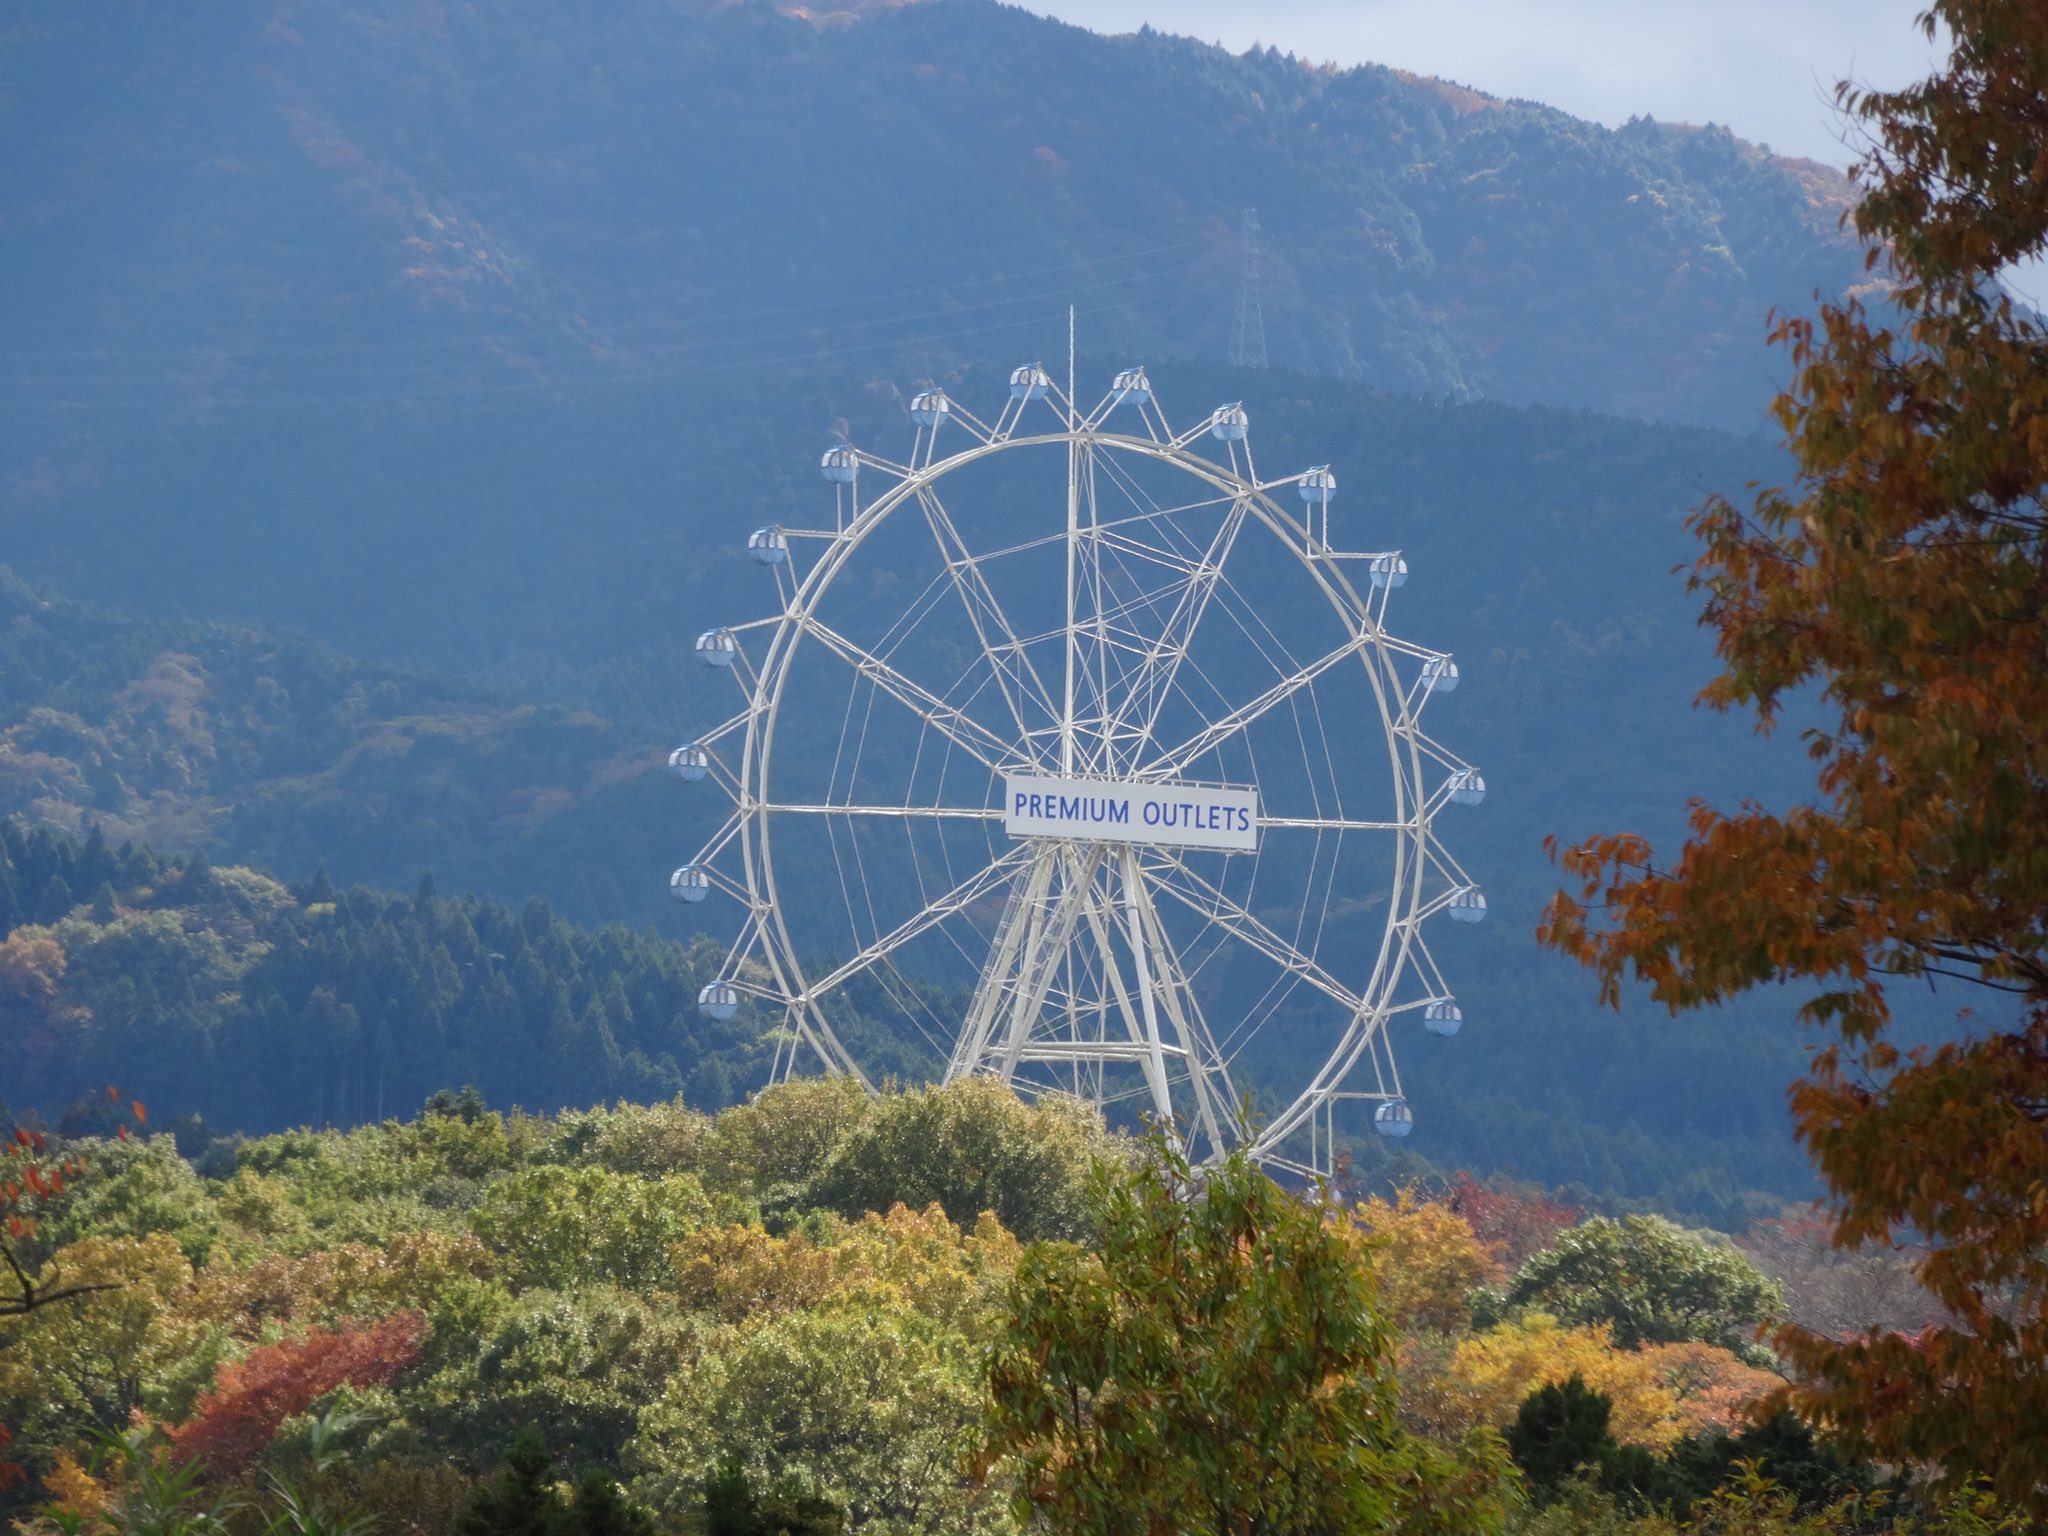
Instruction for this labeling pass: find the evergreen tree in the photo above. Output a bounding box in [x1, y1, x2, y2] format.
[455, 1429, 561, 1536]
[1504, 1374, 1615, 1504]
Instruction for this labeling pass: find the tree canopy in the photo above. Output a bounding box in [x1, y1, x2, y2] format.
[1502, 1214, 1782, 1362]
[1540, 0, 2048, 1509]
[979, 1141, 1509, 1536]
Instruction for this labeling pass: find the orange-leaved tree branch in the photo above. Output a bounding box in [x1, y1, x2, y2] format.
[1, 1089, 147, 1319]
[1539, 0, 2048, 1512]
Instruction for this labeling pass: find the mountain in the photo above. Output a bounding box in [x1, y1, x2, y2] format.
[0, 0, 1897, 1214]
[2, 0, 1857, 436]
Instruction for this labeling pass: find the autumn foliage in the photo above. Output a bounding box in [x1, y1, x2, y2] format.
[2, 1088, 144, 1315]
[1539, 0, 2048, 1510]
[1443, 1173, 1579, 1276]
[167, 1311, 427, 1476]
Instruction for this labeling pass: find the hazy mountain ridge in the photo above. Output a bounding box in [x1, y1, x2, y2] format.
[2, 0, 1858, 430]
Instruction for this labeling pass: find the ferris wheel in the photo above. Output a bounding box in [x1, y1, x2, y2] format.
[669, 361, 1485, 1176]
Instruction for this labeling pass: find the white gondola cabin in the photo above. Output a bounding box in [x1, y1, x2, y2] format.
[695, 628, 740, 668]
[1210, 403, 1249, 441]
[1111, 367, 1152, 404]
[1368, 554, 1409, 590]
[669, 865, 712, 904]
[1375, 1099, 1415, 1138]
[1298, 466, 1336, 506]
[1423, 657, 1460, 693]
[1424, 1000, 1463, 1036]
[747, 527, 789, 566]
[820, 444, 859, 484]
[697, 981, 741, 1021]
[1448, 887, 1487, 924]
[1009, 364, 1051, 401]
[1448, 768, 1486, 806]
[668, 744, 711, 783]
[910, 389, 950, 429]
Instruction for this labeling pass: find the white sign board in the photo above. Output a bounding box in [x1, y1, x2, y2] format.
[1002, 774, 1259, 853]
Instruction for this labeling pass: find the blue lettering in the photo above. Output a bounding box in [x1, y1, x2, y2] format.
[1109, 799, 1129, 824]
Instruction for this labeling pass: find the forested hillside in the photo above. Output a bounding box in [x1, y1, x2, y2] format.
[1, 818, 1817, 1217]
[0, 1093, 1955, 1534]
[0, 571, 649, 911]
[1, 0, 1855, 434]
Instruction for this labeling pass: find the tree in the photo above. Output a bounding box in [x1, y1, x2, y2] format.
[1503, 1215, 1782, 1362]
[632, 1304, 988, 1536]
[1442, 1312, 1689, 1453]
[1537, 2, 2048, 1508]
[695, 1078, 871, 1209]
[0, 1233, 209, 1459]
[808, 1078, 1106, 1243]
[467, 1166, 712, 1291]
[702, 1460, 843, 1536]
[1354, 1187, 1494, 1333]
[1444, 1174, 1579, 1276]
[2, 1093, 147, 1316]
[1504, 1374, 1623, 1507]
[408, 1285, 695, 1471]
[167, 1311, 428, 1476]
[455, 1428, 562, 1536]
[978, 1140, 1508, 1536]
[453, 1428, 658, 1536]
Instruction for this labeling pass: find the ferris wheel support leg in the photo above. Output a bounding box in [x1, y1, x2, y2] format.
[994, 844, 1107, 1084]
[950, 850, 1056, 1081]
[1125, 864, 1236, 1160]
[1118, 850, 1178, 1137]
[1074, 897, 1160, 1094]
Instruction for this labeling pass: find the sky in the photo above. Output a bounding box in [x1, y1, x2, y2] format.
[1015, 0, 1943, 168]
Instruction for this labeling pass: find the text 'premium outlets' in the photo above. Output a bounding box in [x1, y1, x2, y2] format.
[1001, 774, 1260, 854]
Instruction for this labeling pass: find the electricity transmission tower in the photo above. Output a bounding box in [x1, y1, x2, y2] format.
[1229, 208, 1268, 370]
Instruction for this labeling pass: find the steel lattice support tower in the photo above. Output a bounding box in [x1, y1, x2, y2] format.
[1229, 208, 1268, 370]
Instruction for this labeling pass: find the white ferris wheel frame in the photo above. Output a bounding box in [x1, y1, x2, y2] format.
[676, 360, 1483, 1177]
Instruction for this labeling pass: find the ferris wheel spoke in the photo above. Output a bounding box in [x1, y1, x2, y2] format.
[1081, 450, 1253, 763]
[1143, 854, 1368, 1019]
[914, 481, 1062, 739]
[761, 802, 1002, 821]
[1110, 505, 1249, 754]
[797, 615, 1023, 771]
[1258, 813, 1409, 833]
[798, 843, 1033, 1005]
[1140, 629, 1372, 781]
